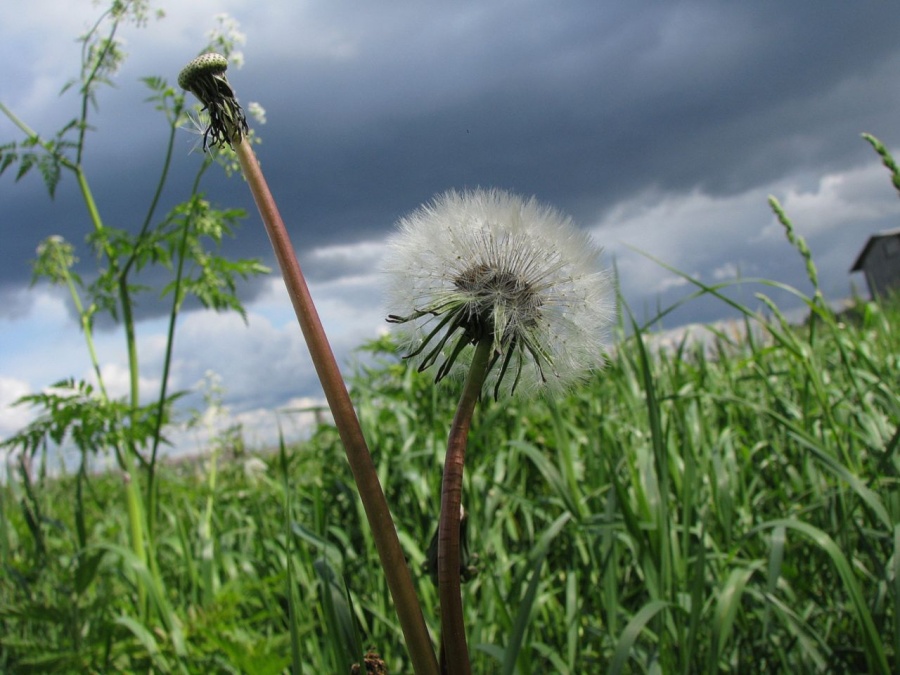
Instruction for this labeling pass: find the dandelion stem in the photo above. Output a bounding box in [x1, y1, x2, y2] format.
[438, 337, 492, 675]
[231, 136, 439, 675]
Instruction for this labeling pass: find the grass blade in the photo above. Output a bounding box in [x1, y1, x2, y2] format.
[608, 599, 670, 675]
[756, 519, 890, 674]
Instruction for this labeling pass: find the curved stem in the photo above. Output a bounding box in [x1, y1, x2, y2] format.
[232, 138, 439, 675]
[123, 98, 185, 279]
[438, 338, 492, 675]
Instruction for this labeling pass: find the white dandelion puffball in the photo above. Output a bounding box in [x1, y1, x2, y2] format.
[383, 188, 615, 397]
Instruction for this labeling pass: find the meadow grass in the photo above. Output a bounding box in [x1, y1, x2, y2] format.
[2, 281, 897, 673]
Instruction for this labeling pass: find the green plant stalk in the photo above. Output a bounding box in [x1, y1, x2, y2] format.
[67, 9, 135, 328]
[119, 276, 141, 408]
[0, 481, 10, 569]
[438, 337, 492, 675]
[200, 445, 219, 606]
[5, 65, 157, 610]
[70, 20, 179, 560]
[231, 136, 439, 675]
[279, 436, 304, 675]
[146, 156, 212, 537]
[74, 170, 147, 469]
[71, 66, 161, 617]
[124, 470, 148, 618]
[74, 3, 123, 166]
[68, 8, 146, 469]
[53, 247, 109, 401]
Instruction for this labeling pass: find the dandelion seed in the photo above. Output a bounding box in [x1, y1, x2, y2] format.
[383, 188, 615, 397]
[181, 109, 211, 154]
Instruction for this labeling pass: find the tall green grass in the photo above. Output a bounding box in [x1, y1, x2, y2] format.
[3, 288, 896, 672]
[2, 241, 899, 671]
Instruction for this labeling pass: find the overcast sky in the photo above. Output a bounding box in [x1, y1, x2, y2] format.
[3, 0, 900, 455]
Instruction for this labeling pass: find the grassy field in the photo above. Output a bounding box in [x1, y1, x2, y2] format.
[2, 277, 897, 673]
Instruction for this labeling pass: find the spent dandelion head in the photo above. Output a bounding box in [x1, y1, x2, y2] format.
[178, 53, 248, 150]
[383, 188, 615, 398]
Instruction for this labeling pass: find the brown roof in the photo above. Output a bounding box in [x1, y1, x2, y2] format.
[850, 227, 900, 271]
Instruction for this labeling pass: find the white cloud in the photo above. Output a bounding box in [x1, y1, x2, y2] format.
[0, 376, 33, 440]
[758, 162, 900, 242]
[657, 274, 692, 293]
[309, 238, 386, 267]
[712, 262, 740, 281]
[0, 287, 96, 384]
[593, 159, 900, 312]
[90, 362, 162, 403]
[164, 392, 326, 458]
[0, 291, 338, 454]
[592, 185, 771, 302]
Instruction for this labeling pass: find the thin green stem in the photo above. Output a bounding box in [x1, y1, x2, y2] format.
[147, 159, 211, 533]
[438, 337, 492, 675]
[75, 161, 142, 474]
[232, 137, 439, 675]
[73, 167, 107, 236]
[123, 98, 184, 278]
[119, 276, 140, 408]
[69, 8, 147, 468]
[0, 103, 75, 172]
[71, 166, 144, 478]
[53, 248, 108, 401]
[75, 6, 120, 165]
[123, 470, 148, 617]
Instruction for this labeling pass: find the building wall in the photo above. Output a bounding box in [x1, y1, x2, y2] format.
[864, 235, 900, 297]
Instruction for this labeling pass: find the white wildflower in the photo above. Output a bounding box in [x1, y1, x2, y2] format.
[206, 13, 246, 66]
[247, 101, 266, 125]
[243, 456, 268, 484]
[383, 188, 615, 397]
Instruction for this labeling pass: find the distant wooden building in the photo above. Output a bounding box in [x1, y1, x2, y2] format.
[850, 228, 900, 298]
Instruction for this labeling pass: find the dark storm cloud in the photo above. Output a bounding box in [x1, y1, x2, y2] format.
[242, 1, 900, 240]
[4, 0, 900, 321]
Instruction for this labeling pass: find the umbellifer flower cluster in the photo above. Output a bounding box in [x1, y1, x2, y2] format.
[384, 188, 614, 398]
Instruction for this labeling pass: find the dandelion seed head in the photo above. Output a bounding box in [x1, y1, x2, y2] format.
[383, 188, 615, 397]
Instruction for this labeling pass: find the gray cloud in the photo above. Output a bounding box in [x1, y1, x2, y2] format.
[3, 1, 900, 333]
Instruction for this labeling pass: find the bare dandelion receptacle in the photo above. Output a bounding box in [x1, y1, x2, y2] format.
[177, 52, 248, 150]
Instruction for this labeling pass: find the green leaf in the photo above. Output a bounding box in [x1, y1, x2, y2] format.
[74, 549, 107, 595]
[609, 600, 671, 675]
[314, 557, 363, 673]
[501, 551, 546, 675]
[755, 519, 891, 675]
